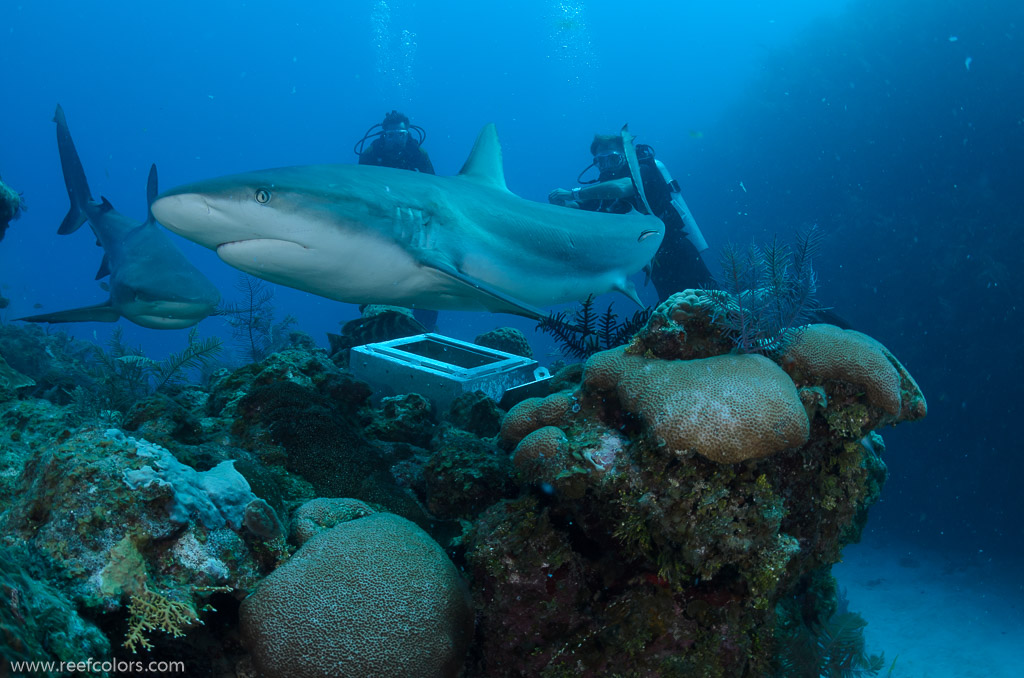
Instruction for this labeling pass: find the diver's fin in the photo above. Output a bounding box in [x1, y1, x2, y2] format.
[614, 278, 644, 307]
[418, 253, 544, 319]
[54, 104, 95, 235]
[145, 164, 158, 224]
[95, 254, 111, 280]
[621, 124, 652, 216]
[17, 302, 121, 324]
[457, 124, 511, 192]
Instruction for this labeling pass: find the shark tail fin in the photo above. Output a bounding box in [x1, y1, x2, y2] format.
[145, 164, 158, 224]
[17, 302, 121, 325]
[53, 104, 94, 235]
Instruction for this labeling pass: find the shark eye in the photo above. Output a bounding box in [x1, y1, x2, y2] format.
[638, 229, 660, 243]
[255, 189, 272, 204]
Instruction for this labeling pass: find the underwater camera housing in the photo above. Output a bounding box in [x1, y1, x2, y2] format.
[350, 333, 551, 413]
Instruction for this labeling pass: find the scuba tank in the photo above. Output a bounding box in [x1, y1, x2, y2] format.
[652, 159, 708, 253]
[635, 143, 709, 253]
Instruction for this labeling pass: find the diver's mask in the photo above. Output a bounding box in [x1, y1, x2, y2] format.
[382, 127, 409, 152]
[594, 151, 625, 173]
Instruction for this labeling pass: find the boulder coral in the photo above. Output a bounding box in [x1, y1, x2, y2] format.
[585, 347, 809, 463]
[499, 390, 576, 449]
[240, 512, 473, 678]
[780, 323, 927, 421]
[512, 425, 570, 483]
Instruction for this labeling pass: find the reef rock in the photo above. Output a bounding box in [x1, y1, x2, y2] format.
[463, 292, 925, 676]
[0, 428, 284, 655]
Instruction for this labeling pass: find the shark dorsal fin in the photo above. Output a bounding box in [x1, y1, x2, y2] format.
[98, 196, 115, 213]
[146, 164, 158, 224]
[458, 124, 509, 192]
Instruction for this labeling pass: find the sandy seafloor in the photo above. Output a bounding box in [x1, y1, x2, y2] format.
[833, 537, 1023, 677]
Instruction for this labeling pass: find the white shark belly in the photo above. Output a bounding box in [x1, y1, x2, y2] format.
[116, 299, 214, 329]
[215, 237, 488, 309]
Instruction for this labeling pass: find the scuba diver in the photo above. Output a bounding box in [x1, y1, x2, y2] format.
[354, 110, 435, 174]
[353, 110, 438, 330]
[549, 133, 712, 303]
[0, 175, 26, 242]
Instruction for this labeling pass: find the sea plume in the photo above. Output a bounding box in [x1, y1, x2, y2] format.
[704, 226, 823, 354]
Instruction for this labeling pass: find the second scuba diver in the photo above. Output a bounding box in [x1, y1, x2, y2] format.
[355, 110, 435, 174]
[354, 110, 438, 329]
[549, 133, 712, 303]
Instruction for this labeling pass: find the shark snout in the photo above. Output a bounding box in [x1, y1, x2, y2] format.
[151, 192, 221, 248]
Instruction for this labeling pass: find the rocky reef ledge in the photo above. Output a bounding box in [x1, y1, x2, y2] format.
[0, 291, 925, 677]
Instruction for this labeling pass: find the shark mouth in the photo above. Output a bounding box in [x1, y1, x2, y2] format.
[215, 239, 319, 277]
[217, 238, 310, 253]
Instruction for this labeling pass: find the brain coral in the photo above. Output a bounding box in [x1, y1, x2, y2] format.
[584, 347, 809, 463]
[512, 426, 569, 483]
[500, 391, 575, 449]
[241, 512, 472, 678]
[635, 289, 734, 360]
[780, 324, 927, 420]
[288, 497, 377, 546]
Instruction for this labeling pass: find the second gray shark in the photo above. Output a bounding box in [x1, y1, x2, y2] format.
[19, 105, 220, 329]
[151, 124, 664, 319]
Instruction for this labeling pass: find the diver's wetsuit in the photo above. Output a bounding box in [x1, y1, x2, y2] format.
[358, 137, 435, 174]
[580, 160, 712, 302]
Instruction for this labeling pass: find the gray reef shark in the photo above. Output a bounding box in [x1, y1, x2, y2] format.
[150, 124, 664, 319]
[19, 105, 221, 329]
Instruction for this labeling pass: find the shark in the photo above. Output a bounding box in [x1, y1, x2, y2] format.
[150, 124, 664, 319]
[19, 105, 221, 329]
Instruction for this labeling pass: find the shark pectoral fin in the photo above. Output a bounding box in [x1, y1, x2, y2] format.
[95, 254, 111, 280]
[614, 278, 645, 308]
[17, 302, 121, 324]
[422, 257, 545, 319]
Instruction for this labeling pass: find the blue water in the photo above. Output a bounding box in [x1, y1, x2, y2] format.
[0, 0, 1020, 578]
